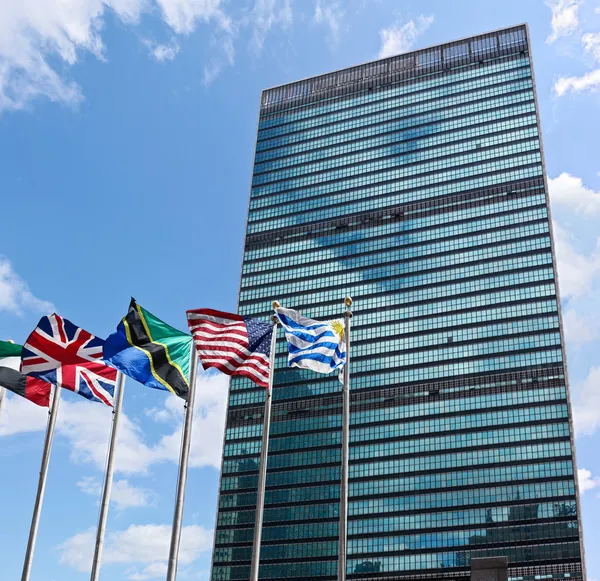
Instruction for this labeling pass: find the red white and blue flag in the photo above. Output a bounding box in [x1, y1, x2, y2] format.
[186, 309, 273, 388]
[21, 314, 117, 406]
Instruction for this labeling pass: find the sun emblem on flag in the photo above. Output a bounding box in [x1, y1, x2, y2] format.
[329, 319, 345, 340]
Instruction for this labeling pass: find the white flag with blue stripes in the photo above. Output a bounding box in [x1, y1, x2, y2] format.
[276, 307, 346, 374]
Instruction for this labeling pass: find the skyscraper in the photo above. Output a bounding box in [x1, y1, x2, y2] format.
[211, 24, 586, 581]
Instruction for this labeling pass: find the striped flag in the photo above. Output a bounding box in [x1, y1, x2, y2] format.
[0, 341, 51, 406]
[186, 309, 273, 388]
[276, 307, 346, 374]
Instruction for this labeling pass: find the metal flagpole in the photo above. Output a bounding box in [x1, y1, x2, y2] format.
[166, 342, 199, 581]
[337, 296, 352, 581]
[249, 301, 280, 581]
[90, 372, 126, 581]
[21, 383, 61, 581]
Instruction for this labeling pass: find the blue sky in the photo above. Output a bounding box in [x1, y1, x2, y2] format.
[1, 0, 600, 579]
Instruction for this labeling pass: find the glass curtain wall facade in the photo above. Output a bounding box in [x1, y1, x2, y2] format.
[211, 25, 586, 581]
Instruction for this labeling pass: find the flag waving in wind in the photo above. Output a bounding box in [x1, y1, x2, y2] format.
[21, 315, 117, 406]
[0, 341, 51, 406]
[186, 309, 273, 388]
[276, 307, 346, 374]
[104, 299, 192, 399]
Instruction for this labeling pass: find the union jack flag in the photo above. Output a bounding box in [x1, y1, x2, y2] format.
[21, 314, 116, 406]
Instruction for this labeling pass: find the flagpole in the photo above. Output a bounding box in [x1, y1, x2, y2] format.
[90, 372, 126, 581]
[21, 383, 61, 581]
[166, 342, 199, 581]
[249, 301, 280, 581]
[338, 296, 352, 581]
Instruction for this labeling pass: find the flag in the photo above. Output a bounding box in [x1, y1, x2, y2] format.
[186, 309, 273, 388]
[276, 307, 346, 374]
[0, 341, 51, 407]
[104, 299, 192, 399]
[21, 315, 116, 406]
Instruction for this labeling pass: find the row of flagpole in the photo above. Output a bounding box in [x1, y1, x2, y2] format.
[9, 297, 353, 581]
[17, 349, 201, 581]
[248, 297, 353, 581]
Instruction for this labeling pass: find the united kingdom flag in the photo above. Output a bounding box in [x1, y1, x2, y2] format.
[21, 314, 116, 406]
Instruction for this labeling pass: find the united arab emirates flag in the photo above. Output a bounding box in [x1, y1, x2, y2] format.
[0, 341, 51, 406]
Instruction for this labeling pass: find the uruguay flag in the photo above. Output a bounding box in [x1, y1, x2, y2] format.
[276, 307, 346, 374]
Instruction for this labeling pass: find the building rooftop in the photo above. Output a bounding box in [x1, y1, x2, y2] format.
[261, 23, 529, 113]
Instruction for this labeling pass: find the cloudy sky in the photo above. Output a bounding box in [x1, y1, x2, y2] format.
[1, 0, 600, 579]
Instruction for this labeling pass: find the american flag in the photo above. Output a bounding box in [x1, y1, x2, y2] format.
[21, 314, 117, 406]
[186, 309, 273, 388]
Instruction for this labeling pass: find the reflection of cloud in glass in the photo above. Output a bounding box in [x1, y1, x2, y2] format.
[306, 120, 442, 274]
[314, 121, 441, 287]
[281, 115, 443, 227]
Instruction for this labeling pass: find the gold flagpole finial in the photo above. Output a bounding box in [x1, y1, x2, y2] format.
[344, 296, 353, 308]
[272, 300, 281, 310]
[7, 339, 15, 343]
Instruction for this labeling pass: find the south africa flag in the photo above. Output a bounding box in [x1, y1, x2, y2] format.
[0, 341, 51, 406]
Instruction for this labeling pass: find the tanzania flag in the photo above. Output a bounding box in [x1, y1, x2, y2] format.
[104, 299, 193, 399]
[0, 341, 51, 406]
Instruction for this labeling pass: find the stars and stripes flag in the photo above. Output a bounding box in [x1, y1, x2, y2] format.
[21, 314, 117, 406]
[186, 309, 273, 388]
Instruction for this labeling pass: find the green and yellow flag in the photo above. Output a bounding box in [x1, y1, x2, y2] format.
[103, 299, 193, 399]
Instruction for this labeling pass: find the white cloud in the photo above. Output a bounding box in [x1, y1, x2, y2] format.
[314, 0, 344, 46]
[0, 391, 48, 436]
[551, 10, 600, 96]
[554, 68, 600, 96]
[378, 15, 434, 59]
[249, 0, 293, 54]
[573, 366, 600, 435]
[552, 222, 600, 300]
[547, 173, 600, 344]
[578, 468, 600, 493]
[549, 173, 600, 215]
[563, 308, 597, 346]
[0, 371, 229, 473]
[0, 0, 235, 112]
[58, 398, 156, 474]
[582, 32, 600, 62]
[59, 523, 213, 578]
[0, 256, 54, 316]
[154, 0, 232, 35]
[144, 40, 180, 61]
[546, 0, 583, 43]
[128, 562, 168, 580]
[0, 0, 147, 112]
[77, 476, 155, 510]
[203, 33, 235, 86]
[148, 372, 229, 469]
